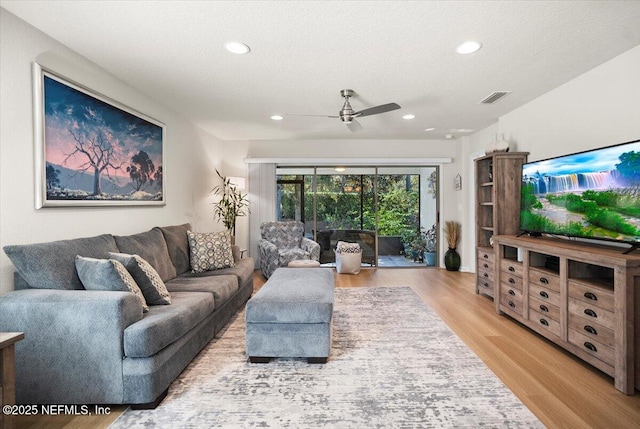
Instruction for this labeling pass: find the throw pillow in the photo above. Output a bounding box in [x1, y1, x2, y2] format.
[336, 241, 361, 254]
[75, 256, 149, 312]
[108, 252, 171, 305]
[187, 230, 235, 273]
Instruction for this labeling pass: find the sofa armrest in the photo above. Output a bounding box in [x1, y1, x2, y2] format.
[0, 289, 143, 404]
[231, 244, 241, 262]
[300, 237, 321, 261]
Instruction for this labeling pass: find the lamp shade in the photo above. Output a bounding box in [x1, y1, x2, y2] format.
[228, 176, 246, 190]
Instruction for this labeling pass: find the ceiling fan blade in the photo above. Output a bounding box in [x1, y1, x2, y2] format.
[346, 119, 363, 133]
[286, 113, 339, 118]
[354, 102, 401, 117]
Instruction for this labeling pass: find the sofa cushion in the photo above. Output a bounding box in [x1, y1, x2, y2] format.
[179, 257, 254, 287]
[75, 256, 149, 312]
[165, 274, 238, 308]
[187, 231, 235, 273]
[114, 228, 177, 282]
[109, 253, 171, 305]
[155, 224, 191, 275]
[123, 291, 214, 358]
[3, 234, 119, 290]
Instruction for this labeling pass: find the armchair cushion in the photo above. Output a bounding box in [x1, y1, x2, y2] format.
[279, 248, 310, 266]
[260, 221, 305, 249]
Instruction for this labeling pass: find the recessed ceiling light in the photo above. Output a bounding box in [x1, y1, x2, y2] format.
[335, 167, 346, 172]
[456, 41, 482, 54]
[402, 114, 415, 120]
[224, 41, 250, 55]
[424, 128, 435, 132]
[270, 115, 284, 121]
[445, 134, 454, 139]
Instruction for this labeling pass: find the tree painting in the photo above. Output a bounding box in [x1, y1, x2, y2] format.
[41, 71, 164, 205]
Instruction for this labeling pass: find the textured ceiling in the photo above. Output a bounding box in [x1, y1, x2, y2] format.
[3, 1, 640, 141]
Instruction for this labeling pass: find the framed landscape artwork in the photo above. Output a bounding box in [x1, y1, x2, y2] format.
[33, 62, 165, 208]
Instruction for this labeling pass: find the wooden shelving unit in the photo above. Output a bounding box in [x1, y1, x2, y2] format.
[493, 234, 640, 394]
[474, 152, 528, 298]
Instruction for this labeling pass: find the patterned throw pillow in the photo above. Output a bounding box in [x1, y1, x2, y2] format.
[75, 256, 149, 312]
[336, 241, 362, 254]
[187, 231, 236, 273]
[109, 252, 171, 305]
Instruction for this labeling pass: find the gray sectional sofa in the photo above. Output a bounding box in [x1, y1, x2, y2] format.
[0, 223, 253, 407]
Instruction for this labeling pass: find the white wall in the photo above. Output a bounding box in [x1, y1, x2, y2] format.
[0, 9, 224, 294]
[465, 44, 640, 270]
[222, 138, 467, 269]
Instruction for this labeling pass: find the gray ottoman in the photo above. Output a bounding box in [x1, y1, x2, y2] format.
[245, 267, 334, 363]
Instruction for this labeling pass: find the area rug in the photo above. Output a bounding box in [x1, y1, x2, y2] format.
[111, 287, 544, 428]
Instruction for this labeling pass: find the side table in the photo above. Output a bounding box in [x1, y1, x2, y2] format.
[1, 332, 24, 427]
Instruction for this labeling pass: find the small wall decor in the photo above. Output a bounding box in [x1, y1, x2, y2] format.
[33, 63, 165, 208]
[454, 173, 462, 191]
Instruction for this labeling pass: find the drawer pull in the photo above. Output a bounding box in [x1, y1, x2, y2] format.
[539, 304, 549, 313]
[483, 263, 489, 268]
[508, 289, 515, 296]
[540, 277, 549, 285]
[483, 282, 489, 288]
[584, 342, 597, 352]
[483, 253, 489, 259]
[584, 325, 598, 335]
[539, 291, 549, 299]
[540, 318, 549, 326]
[508, 278, 515, 284]
[508, 266, 515, 272]
[584, 309, 597, 318]
[508, 301, 515, 308]
[483, 273, 489, 278]
[584, 292, 597, 301]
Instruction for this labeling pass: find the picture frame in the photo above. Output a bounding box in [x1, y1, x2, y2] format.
[33, 62, 166, 208]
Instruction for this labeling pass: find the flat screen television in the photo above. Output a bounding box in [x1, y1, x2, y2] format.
[520, 139, 640, 250]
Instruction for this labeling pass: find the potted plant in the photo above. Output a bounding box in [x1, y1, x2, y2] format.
[423, 225, 437, 266]
[211, 170, 249, 242]
[444, 221, 461, 271]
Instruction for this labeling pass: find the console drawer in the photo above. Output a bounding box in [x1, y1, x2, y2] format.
[501, 273, 523, 290]
[568, 297, 614, 330]
[568, 315, 615, 348]
[529, 295, 560, 322]
[530, 309, 561, 337]
[568, 329, 614, 366]
[529, 283, 560, 307]
[501, 284, 523, 301]
[529, 267, 560, 292]
[501, 293, 523, 316]
[477, 266, 494, 283]
[477, 277, 494, 295]
[478, 250, 494, 263]
[500, 259, 523, 277]
[477, 258, 494, 272]
[568, 280, 614, 312]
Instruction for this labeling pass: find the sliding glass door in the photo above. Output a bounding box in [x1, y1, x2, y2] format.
[276, 165, 439, 268]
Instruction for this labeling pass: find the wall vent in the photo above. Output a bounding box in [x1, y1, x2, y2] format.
[478, 91, 511, 104]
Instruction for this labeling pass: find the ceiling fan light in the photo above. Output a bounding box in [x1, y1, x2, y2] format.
[456, 41, 482, 54]
[270, 115, 284, 121]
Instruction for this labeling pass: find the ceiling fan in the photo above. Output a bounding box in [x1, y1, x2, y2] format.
[288, 89, 401, 132]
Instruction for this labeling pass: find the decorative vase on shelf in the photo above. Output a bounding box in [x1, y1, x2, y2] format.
[444, 248, 461, 271]
[485, 133, 510, 154]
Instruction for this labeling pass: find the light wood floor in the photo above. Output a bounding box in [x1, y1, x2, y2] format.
[11, 268, 640, 429]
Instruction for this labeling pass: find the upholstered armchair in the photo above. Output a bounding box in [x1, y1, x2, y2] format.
[258, 221, 321, 278]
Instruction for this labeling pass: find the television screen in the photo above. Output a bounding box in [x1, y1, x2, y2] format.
[520, 139, 640, 246]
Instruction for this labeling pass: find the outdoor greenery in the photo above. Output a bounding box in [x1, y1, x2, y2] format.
[278, 174, 422, 235]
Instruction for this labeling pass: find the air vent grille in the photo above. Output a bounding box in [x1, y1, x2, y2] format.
[479, 91, 511, 104]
